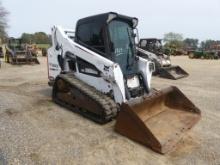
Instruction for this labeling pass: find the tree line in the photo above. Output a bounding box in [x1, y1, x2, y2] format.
[164, 32, 220, 51]
[20, 32, 51, 45]
[0, 1, 9, 41]
[0, 1, 51, 45]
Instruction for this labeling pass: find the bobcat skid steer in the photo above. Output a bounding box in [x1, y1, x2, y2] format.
[47, 12, 201, 154]
[138, 38, 189, 80]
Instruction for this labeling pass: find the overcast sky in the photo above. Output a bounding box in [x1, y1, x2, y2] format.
[2, 0, 220, 41]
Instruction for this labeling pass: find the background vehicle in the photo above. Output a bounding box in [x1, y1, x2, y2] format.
[5, 38, 40, 65]
[189, 50, 220, 59]
[138, 38, 189, 80]
[0, 45, 3, 58]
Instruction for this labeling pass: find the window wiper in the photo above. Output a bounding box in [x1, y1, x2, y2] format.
[126, 44, 130, 69]
[126, 28, 134, 69]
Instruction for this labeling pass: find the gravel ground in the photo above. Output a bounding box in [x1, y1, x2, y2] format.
[0, 56, 220, 165]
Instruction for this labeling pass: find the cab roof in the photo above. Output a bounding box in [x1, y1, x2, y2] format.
[76, 12, 138, 28]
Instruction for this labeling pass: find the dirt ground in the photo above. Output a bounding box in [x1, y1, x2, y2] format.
[0, 56, 220, 165]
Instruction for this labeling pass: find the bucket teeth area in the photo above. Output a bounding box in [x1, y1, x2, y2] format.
[145, 109, 200, 153]
[159, 66, 189, 80]
[115, 86, 201, 154]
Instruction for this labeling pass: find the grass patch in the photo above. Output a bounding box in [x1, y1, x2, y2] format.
[36, 44, 50, 49]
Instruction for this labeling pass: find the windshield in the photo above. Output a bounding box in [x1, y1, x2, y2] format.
[109, 20, 136, 74]
[147, 40, 162, 50]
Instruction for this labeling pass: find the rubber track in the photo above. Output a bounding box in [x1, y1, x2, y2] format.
[53, 74, 118, 124]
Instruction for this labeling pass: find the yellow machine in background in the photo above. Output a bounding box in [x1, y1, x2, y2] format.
[5, 38, 40, 65]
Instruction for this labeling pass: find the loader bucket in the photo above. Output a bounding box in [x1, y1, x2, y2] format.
[115, 86, 201, 154]
[10, 56, 40, 65]
[159, 66, 189, 80]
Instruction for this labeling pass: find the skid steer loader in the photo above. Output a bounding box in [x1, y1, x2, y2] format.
[138, 38, 189, 80]
[47, 12, 201, 154]
[5, 38, 40, 65]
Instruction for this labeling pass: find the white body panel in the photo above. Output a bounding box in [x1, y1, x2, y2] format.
[48, 48, 61, 80]
[137, 57, 154, 89]
[137, 47, 171, 67]
[48, 26, 154, 104]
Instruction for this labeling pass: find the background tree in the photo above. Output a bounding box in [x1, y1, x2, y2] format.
[200, 40, 220, 50]
[33, 32, 50, 44]
[183, 38, 199, 50]
[0, 1, 9, 41]
[20, 32, 51, 45]
[163, 32, 184, 50]
[21, 33, 34, 43]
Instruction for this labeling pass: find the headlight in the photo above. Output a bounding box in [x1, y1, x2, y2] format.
[161, 60, 166, 65]
[127, 76, 140, 89]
